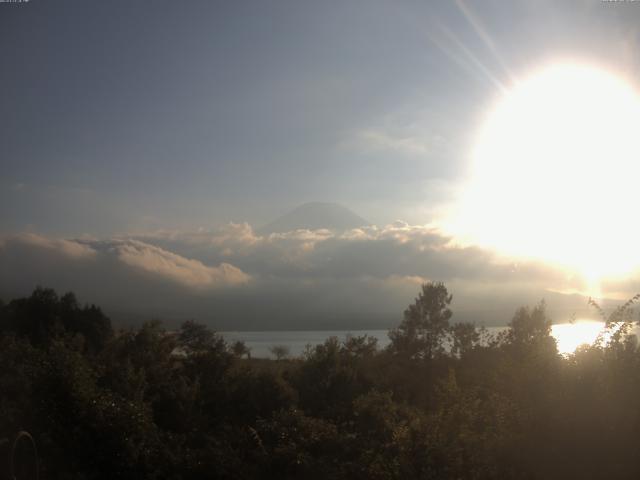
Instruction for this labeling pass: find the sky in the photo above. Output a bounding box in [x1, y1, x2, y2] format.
[2, 1, 640, 328]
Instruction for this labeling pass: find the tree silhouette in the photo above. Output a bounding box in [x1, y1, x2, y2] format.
[388, 281, 452, 360]
[449, 321, 480, 358]
[3, 286, 640, 479]
[269, 345, 290, 361]
[231, 340, 251, 359]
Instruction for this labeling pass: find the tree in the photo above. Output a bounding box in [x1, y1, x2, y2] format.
[269, 345, 290, 361]
[59, 292, 113, 353]
[388, 282, 453, 360]
[3, 288, 112, 352]
[293, 337, 376, 420]
[506, 301, 557, 355]
[6, 287, 63, 347]
[343, 334, 378, 358]
[449, 322, 480, 358]
[178, 320, 224, 355]
[231, 340, 251, 359]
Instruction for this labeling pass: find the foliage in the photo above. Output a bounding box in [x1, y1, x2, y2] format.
[1, 284, 640, 479]
[388, 282, 452, 360]
[269, 345, 290, 361]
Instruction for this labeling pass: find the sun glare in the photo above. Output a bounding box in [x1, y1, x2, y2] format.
[446, 63, 640, 287]
[551, 321, 607, 355]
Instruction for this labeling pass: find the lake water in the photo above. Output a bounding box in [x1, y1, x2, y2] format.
[221, 330, 392, 358]
[222, 321, 640, 358]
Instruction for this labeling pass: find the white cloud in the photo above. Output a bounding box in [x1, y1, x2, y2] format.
[0, 234, 249, 293]
[1, 233, 97, 259]
[110, 239, 249, 289]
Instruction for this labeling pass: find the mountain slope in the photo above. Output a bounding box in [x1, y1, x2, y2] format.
[258, 202, 370, 234]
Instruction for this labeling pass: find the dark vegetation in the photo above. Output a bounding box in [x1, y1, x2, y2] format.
[1, 283, 640, 479]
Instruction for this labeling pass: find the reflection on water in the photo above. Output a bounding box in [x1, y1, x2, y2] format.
[222, 322, 640, 358]
[551, 321, 607, 355]
[551, 321, 640, 355]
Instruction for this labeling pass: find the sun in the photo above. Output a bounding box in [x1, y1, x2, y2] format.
[445, 62, 640, 286]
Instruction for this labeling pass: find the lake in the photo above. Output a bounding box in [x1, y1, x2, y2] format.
[221, 321, 640, 358]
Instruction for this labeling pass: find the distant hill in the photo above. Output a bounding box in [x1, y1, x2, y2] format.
[258, 202, 370, 234]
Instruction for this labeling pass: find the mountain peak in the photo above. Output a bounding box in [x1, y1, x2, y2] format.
[258, 202, 370, 234]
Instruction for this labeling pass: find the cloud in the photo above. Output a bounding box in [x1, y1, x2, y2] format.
[131, 221, 580, 290]
[126, 221, 610, 327]
[0, 234, 249, 296]
[106, 239, 249, 289]
[2, 233, 97, 259]
[0, 223, 619, 329]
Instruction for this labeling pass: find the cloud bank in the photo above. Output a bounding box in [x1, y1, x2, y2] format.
[0, 223, 616, 329]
